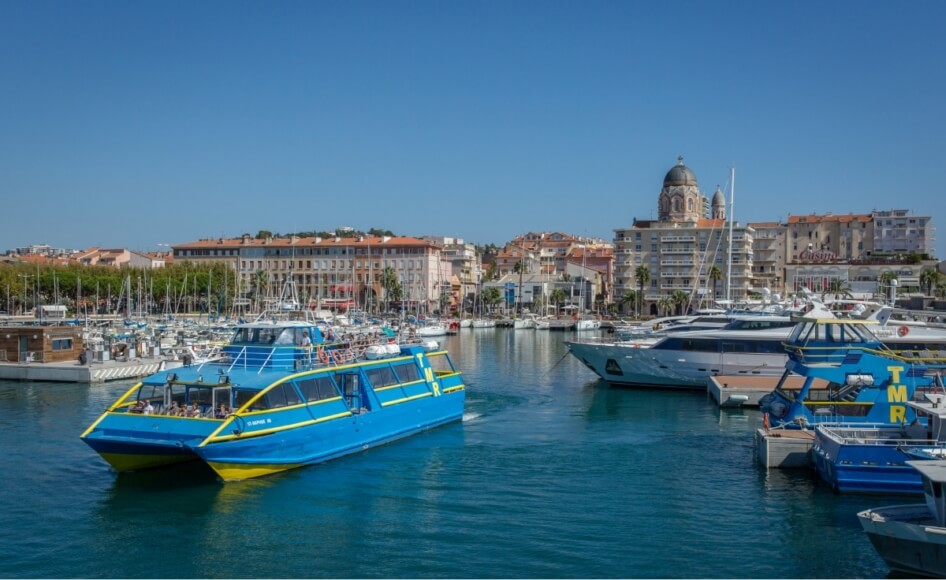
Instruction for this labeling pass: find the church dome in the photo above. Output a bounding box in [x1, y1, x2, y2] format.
[712, 186, 725, 205]
[663, 156, 698, 187]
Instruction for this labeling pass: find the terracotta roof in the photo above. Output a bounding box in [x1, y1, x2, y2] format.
[787, 213, 872, 224]
[173, 235, 436, 250]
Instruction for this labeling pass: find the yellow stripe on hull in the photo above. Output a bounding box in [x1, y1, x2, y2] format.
[100, 451, 196, 472]
[207, 461, 304, 481]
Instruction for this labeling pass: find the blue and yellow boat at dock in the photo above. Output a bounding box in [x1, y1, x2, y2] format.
[81, 321, 465, 481]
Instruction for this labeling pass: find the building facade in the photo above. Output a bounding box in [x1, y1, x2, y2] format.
[613, 158, 755, 314]
[872, 209, 936, 256]
[172, 234, 446, 313]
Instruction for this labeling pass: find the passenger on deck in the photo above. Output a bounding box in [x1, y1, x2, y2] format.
[188, 404, 201, 418]
[142, 400, 154, 415]
[299, 331, 311, 347]
[215, 404, 231, 419]
[131, 401, 144, 413]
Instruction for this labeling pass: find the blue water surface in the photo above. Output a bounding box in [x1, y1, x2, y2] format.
[0, 329, 893, 578]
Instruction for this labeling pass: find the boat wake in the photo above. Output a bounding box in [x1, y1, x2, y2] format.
[462, 412, 482, 422]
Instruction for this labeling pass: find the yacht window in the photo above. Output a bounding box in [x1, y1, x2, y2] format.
[267, 386, 289, 408]
[367, 366, 399, 387]
[296, 376, 339, 401]
[392, 362, 421, 383]
[275, 329, 296, 345]
[604, 359, 623, 376]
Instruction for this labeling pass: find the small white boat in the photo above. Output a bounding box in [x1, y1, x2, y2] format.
[414, 324, 447, 337]
[575, 318, 601, 331]
[471, 319, 495, 328]
[859, 460, 946, 578]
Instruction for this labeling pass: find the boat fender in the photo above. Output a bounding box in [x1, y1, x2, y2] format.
[762, 413, 770, 430]
[898, 325, 909, 337]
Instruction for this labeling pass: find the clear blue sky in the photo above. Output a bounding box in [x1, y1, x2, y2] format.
[2, 1, 944, 257]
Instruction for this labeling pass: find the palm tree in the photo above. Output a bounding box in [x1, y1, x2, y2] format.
[936, 281, 946, 299]
[381, 267, 401, 305]
[671, 290, 689, 315]
[920, 268, 941, 297]
[619, 290, 638, 316]
[635, 265, 650, 316]
[549, 288, 567, 314]
[708, 265, 722, 305]
[822, 278, 853, 302]
[657, 296, 674, 317]
[879, 271, 897, 303]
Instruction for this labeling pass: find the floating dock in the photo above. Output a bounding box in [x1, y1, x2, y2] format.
[0, 358, 180, 383]
[708, 374, 829, 408]
[755, 427, 815, 468]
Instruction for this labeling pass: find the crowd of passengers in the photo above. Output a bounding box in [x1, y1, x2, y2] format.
[130, 399, 232, 419]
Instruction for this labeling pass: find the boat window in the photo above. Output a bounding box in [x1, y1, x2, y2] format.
[266, 384, 303, 407]
[296, 376, 339, 401]
[232, 328, 251, 343]
[391, 362, 421, 383]
[234, 389, 267, 411]
[274, 329, 296, 345]
[187, 386, 214, 407]
[604, 359, 623, 376]
[366, 366, 399, 388]
[428, 353, 456, 374]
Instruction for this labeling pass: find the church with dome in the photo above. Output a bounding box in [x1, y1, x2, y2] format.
[612, 157, 754, 314]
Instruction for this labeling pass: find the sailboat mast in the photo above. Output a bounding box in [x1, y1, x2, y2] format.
[725, 166, 735, 303]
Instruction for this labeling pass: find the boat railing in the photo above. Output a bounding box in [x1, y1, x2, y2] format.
[798, 403, 876, 426]
[820, 425, 943, 449]
[788, 343, 946, 367]
[227, 346, 248, 373]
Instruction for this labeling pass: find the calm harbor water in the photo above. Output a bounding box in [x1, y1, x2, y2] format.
[0, 329, 895, 578]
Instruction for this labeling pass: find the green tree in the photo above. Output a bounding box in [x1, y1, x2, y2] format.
[381, 267, 401, 304]
[878, 271, 897, 302]
[671, 289, 690, 315]
[920, 267, 941, 296]
[619, 290, 638, 316]
[708, 265, 722, 303]
[822, 278, 853, 302]
[635, 265, 650, 316]
[657, 296, 674, 317]
[481, 286, 502, 314]
[549, 288, 567, 313]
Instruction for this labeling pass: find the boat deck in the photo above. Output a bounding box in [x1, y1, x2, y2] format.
[708, 374, 829, 408]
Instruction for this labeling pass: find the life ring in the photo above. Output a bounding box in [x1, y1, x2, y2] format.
[898, 325, 910, 337]
[317, 348, 329, 364]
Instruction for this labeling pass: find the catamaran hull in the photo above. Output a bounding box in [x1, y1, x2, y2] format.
[192, 393, 464, 481]
[81, 413, 226, 472]
[566, 341, 785, 388]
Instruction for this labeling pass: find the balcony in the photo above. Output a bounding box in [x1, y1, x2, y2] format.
[661, 235, 696, 243]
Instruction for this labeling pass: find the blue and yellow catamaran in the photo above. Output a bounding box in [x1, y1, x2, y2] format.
[81, 321, 465, 481]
